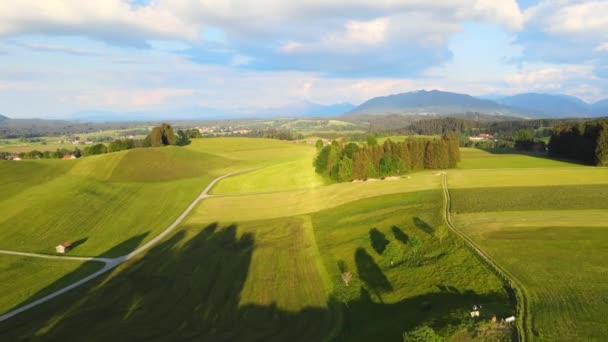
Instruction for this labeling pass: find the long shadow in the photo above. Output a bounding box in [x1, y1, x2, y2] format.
[391, 226, 409, 244]
[476, 146, 589, 165]
[1, 233, 150, 316]
[0, 223, 337, 341]
[355, 248, 392, 302]
[369, 228, 389, 255]
[69, 237, 88, 251]
[0, 223, 515, 342]
[413, 217, 434, 235]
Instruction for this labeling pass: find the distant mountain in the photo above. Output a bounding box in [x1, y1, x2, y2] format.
[348, 90, 523, 117]
[252, 101, 355, 118]
[65, 101, 355, 122]
[592, 99, 608, 116]
[497, 93, 590, 118]
[0, 114, 9, 121]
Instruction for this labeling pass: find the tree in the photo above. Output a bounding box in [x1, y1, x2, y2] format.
[337, 156, 353, 182]
[596, 122, 608, 166]
[403, 325, 442, 342]
[176, 130, 191, 146]
[315, 139, 324, 151]
[146, 123, 177, 147]
[148, 127, 163, 147]
[367, 134, 378, 147]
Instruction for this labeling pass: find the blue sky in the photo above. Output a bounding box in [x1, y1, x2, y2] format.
[0, 0, 607, 118]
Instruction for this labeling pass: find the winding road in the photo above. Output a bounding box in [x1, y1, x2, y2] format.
[441, 173, 529, 342]
[0, 170, 246, 322]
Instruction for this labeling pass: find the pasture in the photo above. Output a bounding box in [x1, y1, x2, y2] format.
[457, 148, 583, 169]
[0, 255, 103, 314]
[0, 139, 516, 341]
[448, 158, 608, 340]
[0, 190, 513, 341]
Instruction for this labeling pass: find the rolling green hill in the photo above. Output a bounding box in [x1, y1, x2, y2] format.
[0, 139, 515, 341]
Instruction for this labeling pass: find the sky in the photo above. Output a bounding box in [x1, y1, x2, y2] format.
[0, 0, 607, 118]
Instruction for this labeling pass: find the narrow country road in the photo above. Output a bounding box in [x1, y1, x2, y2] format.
[0, 170, 247, 322]
[441, 173, 529, 342]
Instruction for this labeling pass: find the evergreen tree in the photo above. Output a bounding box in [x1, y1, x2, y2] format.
[596, 122, 608, 166]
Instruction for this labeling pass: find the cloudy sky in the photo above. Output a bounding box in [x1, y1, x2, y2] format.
[1, 0, 607, 118]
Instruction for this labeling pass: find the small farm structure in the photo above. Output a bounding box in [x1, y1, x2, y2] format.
[56, 242, 72, 254]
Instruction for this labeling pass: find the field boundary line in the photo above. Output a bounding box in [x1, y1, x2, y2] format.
[0, 169, 249, 322]
[441, 173, 531, 342]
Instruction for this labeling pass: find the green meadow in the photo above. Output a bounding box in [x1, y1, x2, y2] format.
[447, 150, 608, 340]
[0, 256, 103, 314]
[0, 138, 515, 341]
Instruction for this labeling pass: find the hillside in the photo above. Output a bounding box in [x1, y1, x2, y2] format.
[348, 90, 522, 117]
[497, 93, 590, 118]
[0, 115, 8, 121]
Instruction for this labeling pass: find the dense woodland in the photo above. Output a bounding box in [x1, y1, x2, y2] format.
[314, 133, 460, 182]
[548, 120, 608, 165]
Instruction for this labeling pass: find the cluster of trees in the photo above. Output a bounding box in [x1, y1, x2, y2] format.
[241, 128, 304, 141]
[548, 120, 608, 165]
[314, 133, 460, 182]
[1, 148, 83, 160]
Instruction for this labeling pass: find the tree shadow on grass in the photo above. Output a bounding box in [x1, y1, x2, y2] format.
[369, 228, 389, 255]
[355, 248, 392, 302]
[0, 223, 338, 342]
[413, 217, 434, 235]
[391, 226, 409, 244]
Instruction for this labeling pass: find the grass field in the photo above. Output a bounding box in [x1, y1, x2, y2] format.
[0, 256, 103, 314]
[0, 141, 517, 341]
[457, 148, 583, 169]
[447, 151, 608, 341]
[0, 190, 513, 341]
[0, 146, 237, 257]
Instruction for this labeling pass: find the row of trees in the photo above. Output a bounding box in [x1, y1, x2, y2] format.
[3, 123, 195, 160]
[548, 120, 608, 165]
[314, 133, 460, 182]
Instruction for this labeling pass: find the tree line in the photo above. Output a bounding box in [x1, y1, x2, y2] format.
[2, 123, 197, 160]
[548, 120, 608, 165]
[314, 133, 460, 182]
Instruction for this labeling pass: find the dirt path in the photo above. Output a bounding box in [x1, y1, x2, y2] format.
[441, 173, 529, 342]
[0, 170, 247, 322]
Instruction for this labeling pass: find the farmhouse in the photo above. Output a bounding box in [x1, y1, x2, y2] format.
[469, 133, 495, 141]
[6, 155, 21, 161]
[62, 154, 77, 160]
[55, 242, 72, 254]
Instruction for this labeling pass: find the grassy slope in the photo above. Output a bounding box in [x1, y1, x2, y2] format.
[447, 149, 608, 340]
[453, 211, 608, 341]
[0, 255, 104, 314]
[0, 142, 515, 341]
[458, 148, 584, 169]
[0, 192, 512, 341]
[312, 191, 511, 341]
[192, 173, 441, 222]
[0, 146, 236, 257]
[189, 138, 326, 194]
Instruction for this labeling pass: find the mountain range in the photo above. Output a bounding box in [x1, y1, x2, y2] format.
[2, 91, 608, 122]
[347, 90, 608, 118]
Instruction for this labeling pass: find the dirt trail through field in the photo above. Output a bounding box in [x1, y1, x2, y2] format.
[441, 173, 529, 342]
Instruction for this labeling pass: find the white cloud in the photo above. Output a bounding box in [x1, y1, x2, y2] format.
[525, 1, 608, 39]
[506, 64, 593, 87]
[594, 42, 608, 52]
